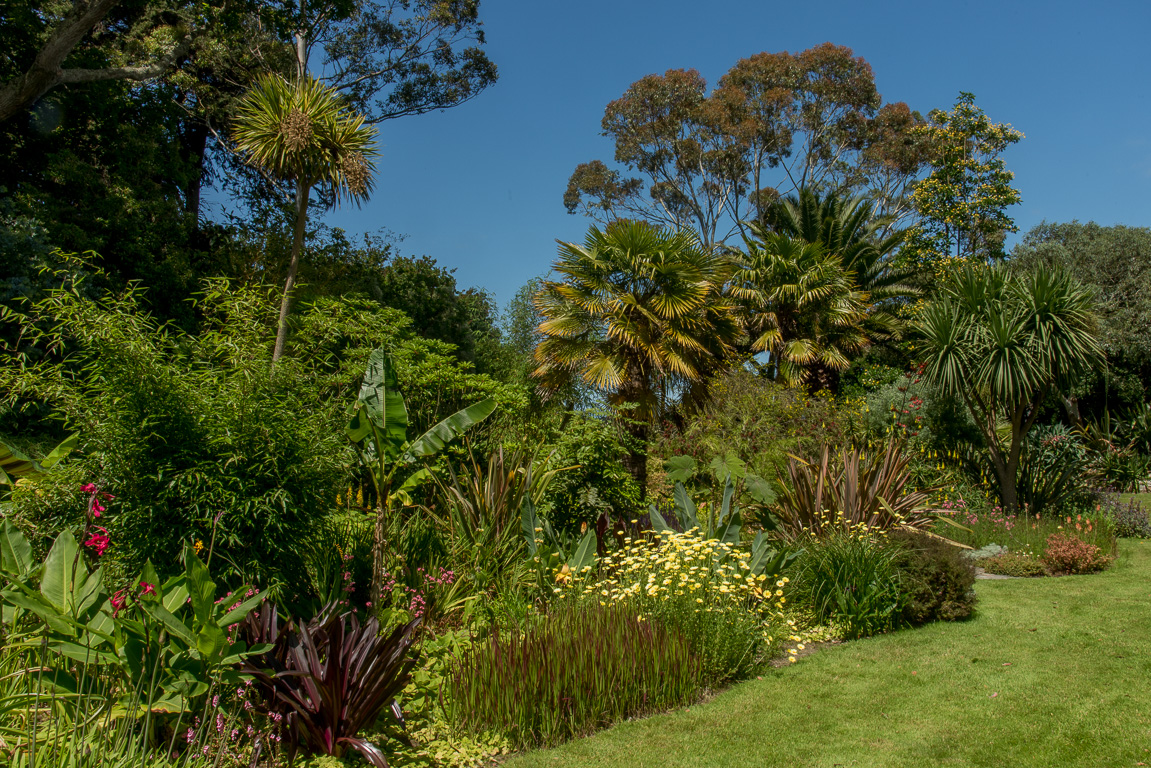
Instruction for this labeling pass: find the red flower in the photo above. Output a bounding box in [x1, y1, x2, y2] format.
[84, 528, 110, 557]
[139, 581, 156, 597]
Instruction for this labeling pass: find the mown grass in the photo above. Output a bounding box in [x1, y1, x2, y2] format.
[507, 541, 1151, 768]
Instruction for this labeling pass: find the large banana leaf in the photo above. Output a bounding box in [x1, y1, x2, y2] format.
[403, 398, 497, 461]
[347, 349, 408, 450]
[0, 439, 40, 485]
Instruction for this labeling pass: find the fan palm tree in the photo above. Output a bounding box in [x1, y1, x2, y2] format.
[769, 188, 923, 342]
[730, 226, 868, 390]
[917, 263, 1102, 510]
[233, 74, 378, 363]
[533, 220, 742, 493]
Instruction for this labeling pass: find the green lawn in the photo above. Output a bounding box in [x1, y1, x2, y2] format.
[507, 541, 1151, 768]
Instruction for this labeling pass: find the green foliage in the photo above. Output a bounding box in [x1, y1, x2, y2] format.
[1101, 495, 1151, 539]
[909, 91, 1024, 262]
[447, 602, 704, 749]
[1, 526, 265, 745]
[774, 441, 936, 539]
[795, 529, 904, 639]
[916, 262, 1103, 510]
[731, 228, 867, 389]
[978, 551, 1046, 577]
[535, 413, 642, 535]
[1011, 222, 1151, 416]
[344, 347, 496, 601]
[1, 265, 518, 593]
[1018, 424, 1092, 514]
[887, 530, 976, 625]
[651, 367, 846, 504]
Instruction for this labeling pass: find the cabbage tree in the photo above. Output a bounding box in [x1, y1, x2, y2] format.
[916, 264, 1102, 510]
[233, 75, 377, 363]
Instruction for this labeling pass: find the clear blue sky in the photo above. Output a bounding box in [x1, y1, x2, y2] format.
[318, 0, 1151, 309]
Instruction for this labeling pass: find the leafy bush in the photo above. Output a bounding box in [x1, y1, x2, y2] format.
[887, 530, 976, 625]
[774, 440, 936, 539]
[653, 367, 845, 497]
[1102, 496, 1151, 538]
[447, 602, 703, 749]
[1018, 424, 1092, 514]
[862, 373, 980, 450]
[569, 529, 786, 683]
[794, 528, 904, 640]
[537, 412, 642, 534]
[0, 267, 522, 594]
[978, 552, 1047, 577]
[1041, 533, 1113, 575]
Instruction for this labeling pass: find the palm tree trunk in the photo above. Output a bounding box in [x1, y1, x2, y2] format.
[621, 419, 649, 502]
[272, 181, 310, 364]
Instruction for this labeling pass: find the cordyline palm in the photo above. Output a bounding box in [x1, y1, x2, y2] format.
[533, 220, 741, 494]
[769, 188, 923, 344]
[917, 263, 1102, 510]
[730, 226, 868, 390]
[233, 74, 378, 363]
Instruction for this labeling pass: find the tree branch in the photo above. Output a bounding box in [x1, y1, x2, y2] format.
[0, 0, 192, 123]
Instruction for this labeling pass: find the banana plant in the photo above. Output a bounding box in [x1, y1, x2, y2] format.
[345, 348, 497, 602]
[0, 434, 78, 508]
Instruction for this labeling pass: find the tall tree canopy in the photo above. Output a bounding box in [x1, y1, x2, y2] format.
[563, 43, 931, 247]
[1011, 221, 1151, 416]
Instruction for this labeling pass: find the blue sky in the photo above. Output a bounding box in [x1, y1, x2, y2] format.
[315, 0, 1151, 309]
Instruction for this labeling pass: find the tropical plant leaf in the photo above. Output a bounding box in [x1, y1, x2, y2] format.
[41, 532, 80, 613]
[664, 455, 698, 483]
[404, 399, 497, 460]
[1, 520, 33, 576]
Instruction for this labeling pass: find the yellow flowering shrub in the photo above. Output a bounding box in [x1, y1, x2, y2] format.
[562, 529, 789, 683]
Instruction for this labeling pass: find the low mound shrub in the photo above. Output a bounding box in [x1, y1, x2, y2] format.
[1103, 496, 1151, 538]
[888, 530, 977, 625]
[1041, 533, 1113, 575]
[979, 552, 1046, 577]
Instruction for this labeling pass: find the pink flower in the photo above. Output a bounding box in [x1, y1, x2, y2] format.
[81, 483, 97, 493]
[139, 581, 155, 596]
[84, 528, 110, 557]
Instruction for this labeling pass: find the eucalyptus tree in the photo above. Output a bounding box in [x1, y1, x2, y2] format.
[730, 227, 867, 391]
[233, 74, 377, 362]
[916, 263, 1102, 510]
[532, 220, 742, 493]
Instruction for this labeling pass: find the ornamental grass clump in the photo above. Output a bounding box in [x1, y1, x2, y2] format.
[446, 601, 703, 749]
[796, 524, 905, 639]
[575, 529, 787, 683]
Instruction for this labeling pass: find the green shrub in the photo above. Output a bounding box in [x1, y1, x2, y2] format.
[888, 530, 976, 625]
[1103, 495, 1151, 538]
[1, 267, 523, 595]
[446, 602, 704, 749]
[795, 529, 904, 640]
[979, 552, 1046, 577]
[537, 412, 642, 534]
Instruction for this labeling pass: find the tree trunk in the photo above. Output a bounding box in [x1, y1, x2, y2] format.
[272, 182, 309, 363]
[371, 502, 387, 606]
[179, 118, 209, 226]
[621, 419, 649, 502]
